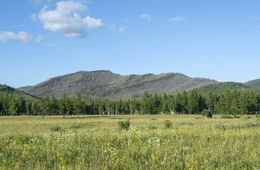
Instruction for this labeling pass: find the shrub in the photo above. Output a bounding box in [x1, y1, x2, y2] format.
[201, 109, 213, 118]
[164, 120, 173, 129]
[118, 119, 131, 130]
[50, 126, 65, 132]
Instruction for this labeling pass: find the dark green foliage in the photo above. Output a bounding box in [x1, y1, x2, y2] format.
[197, 82, 251, 94]
[201, 109, 213, 118]
[187, 90, 206, 114]
[118, 119, 131, 130]
[174, 92, 187, 114]
[1, 89, 260, 116]
[0, 84, 15, 93]
[50, 126, 65, 132]
[164, 120, 173, 129]
[142, 93, 162, 114]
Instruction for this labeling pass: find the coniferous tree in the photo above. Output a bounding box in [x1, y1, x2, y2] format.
[187, 90, 199, 114]
[256, 93, 260, 114]
[206, 92, 217, 114]
[174, 93, 184, 114]
[74, 93, 84, 117]
[42, 97, 51, 118]
[49, 96, 59, 115]
[32, 101, 40, 115]
[8, 96, 18, 115]
[0, 98, 3, 115]
[26, 101, 33, 115]
[60, 92, 68, 118]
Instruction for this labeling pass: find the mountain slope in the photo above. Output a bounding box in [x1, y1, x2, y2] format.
[0, 84, 16, 94]
[19, 70, 217, 99]
[195, 82, 253, 93]
[0, 84, 38, 99]
[245, 79, 260, 89]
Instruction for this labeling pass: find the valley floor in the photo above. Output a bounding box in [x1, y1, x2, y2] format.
[0, 115, 259, 169]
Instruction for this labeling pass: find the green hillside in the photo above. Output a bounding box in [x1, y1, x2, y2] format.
[245, 79, 260, 89]
[19, 70, 216, 99]
[195, 82, 253, 93]
[0, 84, 39, 100]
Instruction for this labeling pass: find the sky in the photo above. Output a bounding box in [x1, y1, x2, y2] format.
[1, 0, 260, 87]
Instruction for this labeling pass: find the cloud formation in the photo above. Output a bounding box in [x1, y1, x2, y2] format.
[0, 31, 31, 42]
[140, 14, 152, 23]
[83, 16, 103, 29]
[37, 0, 103, 37]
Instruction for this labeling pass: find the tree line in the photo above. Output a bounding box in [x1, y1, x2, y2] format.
[0, 90, 260, 116]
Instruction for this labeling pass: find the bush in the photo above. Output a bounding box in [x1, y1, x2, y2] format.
[118, 119, 131, 130]
[164, 120, 173, 129]
[50, 126, 65, 132]
[201, 109, 213, 118]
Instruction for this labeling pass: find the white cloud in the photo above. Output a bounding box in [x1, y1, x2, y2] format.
[83, 16, 103, 28]
[167, 16, 185, 22]
[0, 31, 56, 47]
[37, 0, 103, 37]
[0, 31, 31, 42]
[140, 14, 151, 23]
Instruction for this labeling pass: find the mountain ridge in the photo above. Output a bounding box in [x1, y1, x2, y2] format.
[18, 70, 217, 99]
[245, 79, 260, 89]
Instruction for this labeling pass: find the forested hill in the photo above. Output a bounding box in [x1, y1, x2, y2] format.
[246, 79, 260, 89]
[0, 84, 38, 99]
[2, 76, 260, 116]
[0, 84, 15, 94]
[18, 70, 216, 99]
[195, 82, 252, 93]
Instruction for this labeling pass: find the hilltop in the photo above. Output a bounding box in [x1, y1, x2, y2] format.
[18, 70, 216, 99]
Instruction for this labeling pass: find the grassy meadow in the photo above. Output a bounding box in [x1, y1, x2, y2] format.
[0, 115, 260, 169]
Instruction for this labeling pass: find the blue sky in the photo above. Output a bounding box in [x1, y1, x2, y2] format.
[1, 0, 260, 87]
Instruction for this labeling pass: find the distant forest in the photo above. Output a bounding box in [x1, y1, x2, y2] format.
[0, 90, 260, 116]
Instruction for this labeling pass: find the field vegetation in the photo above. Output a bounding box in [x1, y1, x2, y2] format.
[0, 115, 259, 169]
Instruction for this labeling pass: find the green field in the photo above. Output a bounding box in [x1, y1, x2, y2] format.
[0, 115, 260, 169]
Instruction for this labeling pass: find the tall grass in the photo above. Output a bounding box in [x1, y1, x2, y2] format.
[0, 128, 259, 169]
[0, 115, 259, 169]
